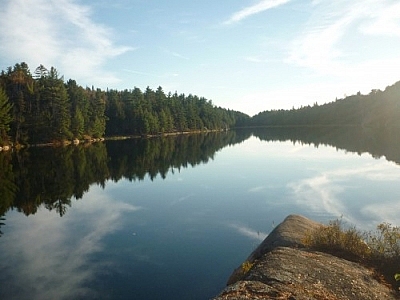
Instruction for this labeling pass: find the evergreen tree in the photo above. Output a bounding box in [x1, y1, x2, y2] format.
[87, 88, 106, 138]
[105, 89, 125, 135]
[36, 67, 72, 141]
[0, 62, 251, 143]
[66, 79, 88, 139]
[0, 87, 13, 145]
[4, 63, 34, 144]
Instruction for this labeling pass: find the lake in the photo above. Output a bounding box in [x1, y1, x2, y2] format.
[1, 127, 400, 300]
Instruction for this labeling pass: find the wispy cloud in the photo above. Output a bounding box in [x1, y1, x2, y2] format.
[0, 0, 132, 86]
[123, 68, 159, 77]
[248, 185, 266, 193]
[224, 0, 291, 25]
[245, 56, 268, 63]
[287, 2, 361, 72]
[360, 2, 400, 37]
[161, 48, 190, 60]
[123, 68, 179, 79]
[287, 1, 400, 73]
[171, 51, 190, 60]
[278, 0, 400, 108]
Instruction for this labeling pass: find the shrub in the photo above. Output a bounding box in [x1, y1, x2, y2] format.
[302, 219, 371, 262]
[366, 223, 400, 258]
[241, 260, 254, 274]
[304, 218, 400, 291]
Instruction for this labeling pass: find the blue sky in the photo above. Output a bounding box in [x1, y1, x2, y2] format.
[1, 0, 400, 116]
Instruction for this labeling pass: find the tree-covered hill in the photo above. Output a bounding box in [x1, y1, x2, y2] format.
[2, 62, 400, 147]
[0, 62, 250, 145]
[251, 81, 400, 128]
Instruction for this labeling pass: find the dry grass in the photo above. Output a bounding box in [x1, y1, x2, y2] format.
[303, 219, 400, 292]
[241, 260, 254, 274]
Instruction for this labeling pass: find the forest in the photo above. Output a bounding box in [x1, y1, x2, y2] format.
[0, 62, 250, 146]
[251, 81, 400, 128]
[1, 62, 400, 147]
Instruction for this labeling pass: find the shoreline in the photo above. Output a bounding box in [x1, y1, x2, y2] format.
[0, 128, 229, 151]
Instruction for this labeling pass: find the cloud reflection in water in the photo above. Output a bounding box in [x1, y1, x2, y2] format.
[229, 223, 268, 242]
[288, 161, 400, 228]
[0, 184, 140, 300]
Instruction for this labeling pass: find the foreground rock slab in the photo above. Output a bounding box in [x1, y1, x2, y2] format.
[213, 215, 397, 300]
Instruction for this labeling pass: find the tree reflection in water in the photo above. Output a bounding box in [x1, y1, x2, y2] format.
[0, 126, 399, 225]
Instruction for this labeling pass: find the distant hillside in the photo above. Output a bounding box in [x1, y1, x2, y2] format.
[250, 81, 400, 128]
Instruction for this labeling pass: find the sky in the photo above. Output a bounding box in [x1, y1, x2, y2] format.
[1, 0, 400, 116]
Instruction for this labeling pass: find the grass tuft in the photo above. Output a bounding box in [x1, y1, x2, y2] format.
[241, 260, 254, 275]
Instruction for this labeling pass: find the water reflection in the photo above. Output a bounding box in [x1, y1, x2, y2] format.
[0, 131, 250, 220]
[296, 160, 400, 227]
[1, 127, 400, 299]
[252, 126, 400, 165]
[1, 127, 400, 226]
[229, 223, 268, 242]
[0, 186, 140, 300]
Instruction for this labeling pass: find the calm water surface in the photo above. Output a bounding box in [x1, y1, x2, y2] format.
[1, 128, 400, 299]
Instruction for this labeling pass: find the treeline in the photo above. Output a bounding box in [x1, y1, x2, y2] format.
[0, 62, 250, 145]
[251, 81, 400, 128]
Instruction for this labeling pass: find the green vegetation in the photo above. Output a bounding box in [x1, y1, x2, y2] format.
[304, 219, 400, 291]
[2, 61, 400, 147]
[0, 62, 250, 145]
[0, 87, 13, 145]
[251, 82, 400, 129]
[241, 260, 254, 274]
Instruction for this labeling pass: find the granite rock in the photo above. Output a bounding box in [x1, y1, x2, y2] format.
[213, 215, 397, 300]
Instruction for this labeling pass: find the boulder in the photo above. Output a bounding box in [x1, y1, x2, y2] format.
[213, 215, 397, 300]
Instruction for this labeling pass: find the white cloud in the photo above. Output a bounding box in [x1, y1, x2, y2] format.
[360, 2, 400, 37]
[287, 1, 400, 74]
[0, 0, 131, 86]
[224, 0, 291, 25]
[287, 2, 361, 72]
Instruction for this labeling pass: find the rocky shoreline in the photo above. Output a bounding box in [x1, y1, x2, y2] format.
[0, 129, 228, 152]
[213, 215, 398, 300]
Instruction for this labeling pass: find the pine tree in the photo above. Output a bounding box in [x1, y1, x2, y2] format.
[87, 88, 106, 138]
[37, 67, 72, 141]
[0, 87, 13, 145]
[66, 79, 88, 139]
